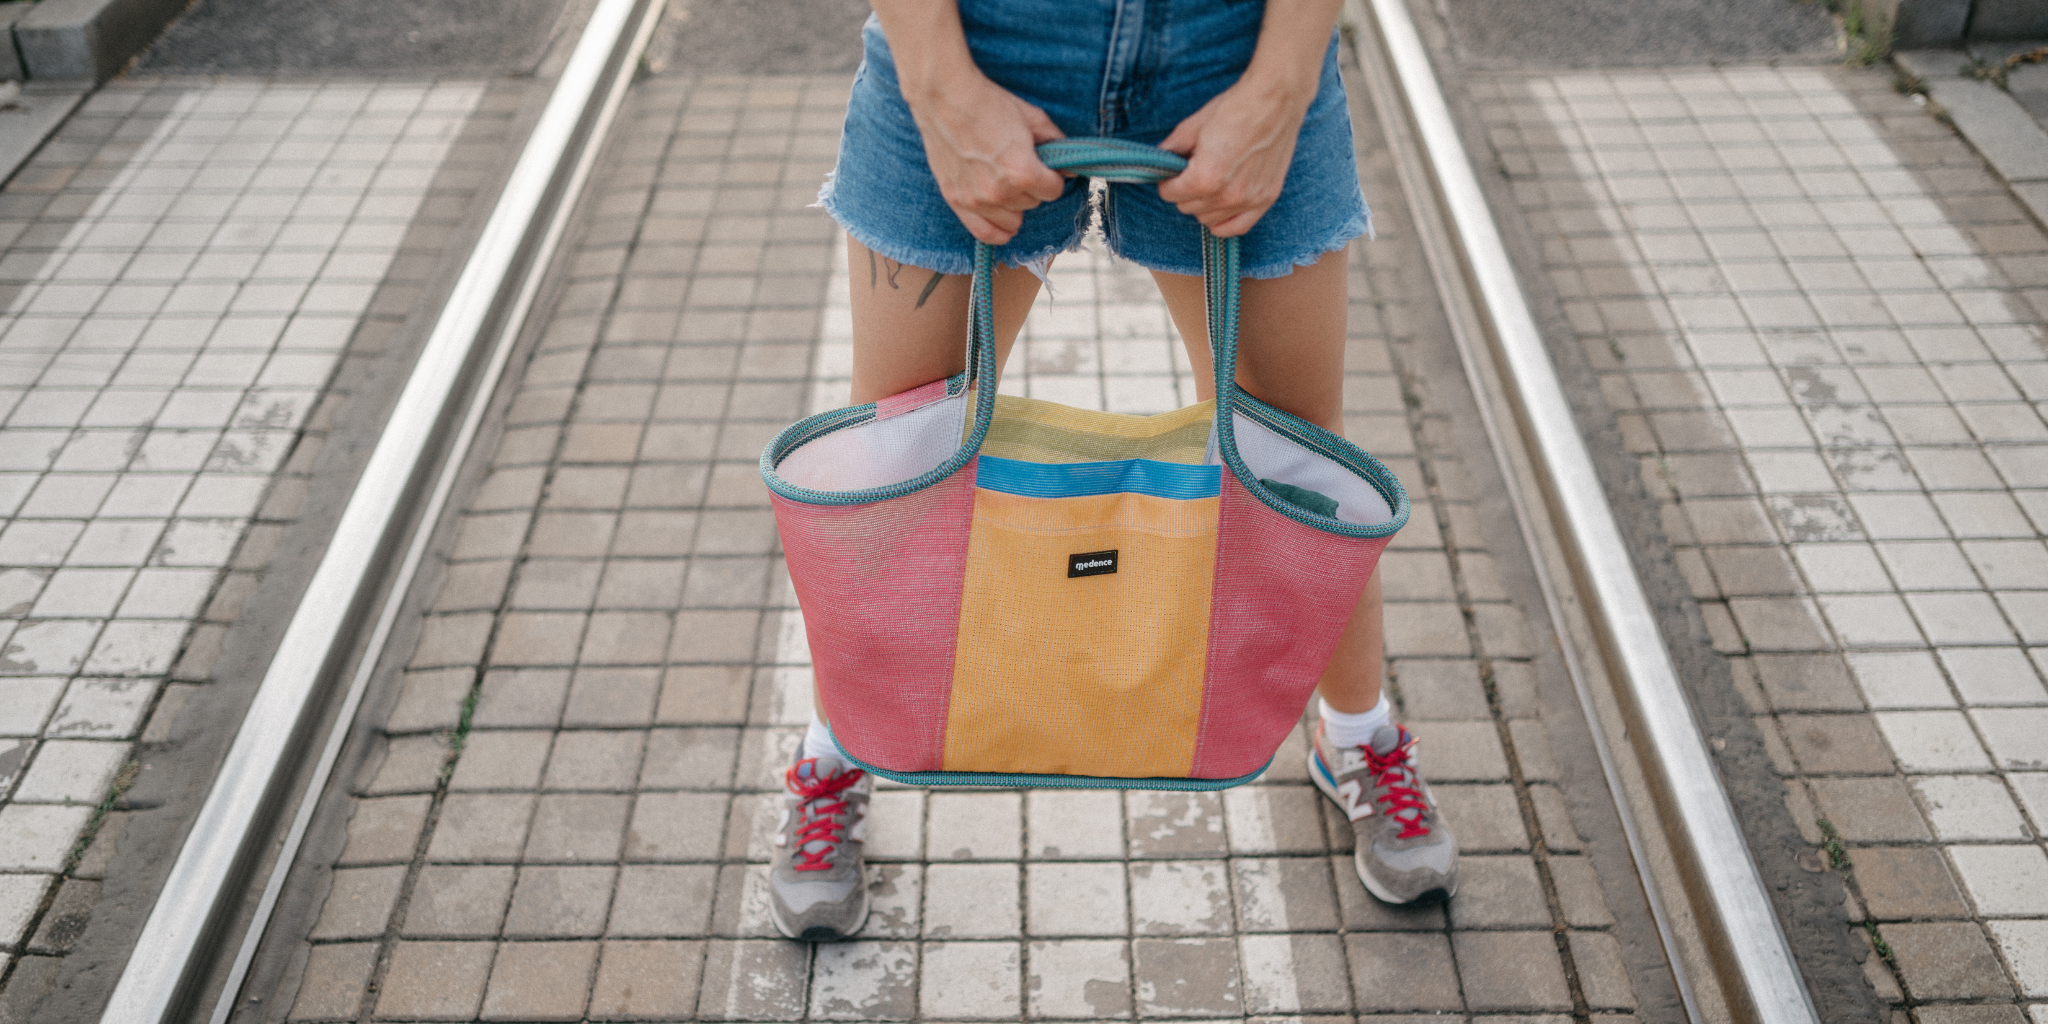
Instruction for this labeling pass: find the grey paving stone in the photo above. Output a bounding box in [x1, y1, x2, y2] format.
[405, 865, 515, 939]
[1025, 861, 1126, 937]
[1434, 783, 1531, 852]
[810, 940, 917, 1019]
[625, 790, 729, 861]
[1239, 933, 1350, 1013]
[607, 863, 718, 938]
[1026, 789, 1125, 860]
[1232, 856, 1340, 933]
[563, 667, 662, 726]
[698, 938, 811, 1020]
[1224, 785, 1327, 855]
[471, 668, 571, 728]
[927, 791, 1022, 860]
[1812, 777, 1934, 842]
[1885, 920, 2016, 999]
[1535, 860, 1612, 940]
[924, 862, 1020, 938]
[1126, 791, 1226, 858]
[502, 865, 616, 938]
[543, 729, 646, 790]
[309, 865, 404, 941]
[1414, 720, 1511, 781]
[385, 668, 474, 734]
[1455, 930, 1573, 1012]
[1345, 932, 1462, 1011]
[1130, 860, 1233, 936]
[375, 940, 495, 1020]
[427, 793, 535, 863]
[640, 727, 741, 788]
[1132, 937, 1240, 1017]
[289, 942, 376, 1022]
[657, 665, 753, 724]
[1571, 930, 1639, 1010]
[524, 793, 630, 862]
[449, 730, 554, 791]
[1027, 939, 1130, 1019]
[481, 940, 596, 1021]
[589, 939, 705, 1019]
[337, 794, 430, 865]
[363, 734, 448, 795]
[1449, 855, 1551, 929]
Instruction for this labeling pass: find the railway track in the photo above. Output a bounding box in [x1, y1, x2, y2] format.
[95, 0, 1827, 1020]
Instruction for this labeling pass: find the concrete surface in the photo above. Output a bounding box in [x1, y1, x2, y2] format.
[135, 0, 574, 75]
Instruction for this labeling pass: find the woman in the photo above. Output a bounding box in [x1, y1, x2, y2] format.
[769, 0, 1458, 942]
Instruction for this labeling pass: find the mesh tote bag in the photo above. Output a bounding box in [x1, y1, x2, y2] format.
[762, 138, 1408, 790]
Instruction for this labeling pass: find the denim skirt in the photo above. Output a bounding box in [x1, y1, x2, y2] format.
[818, 0, 1372, 280]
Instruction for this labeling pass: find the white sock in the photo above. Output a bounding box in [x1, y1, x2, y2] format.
[1320, 695, 1392, 750]
[801, 717, 841, 762]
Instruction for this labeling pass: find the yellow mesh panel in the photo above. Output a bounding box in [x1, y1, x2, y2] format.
[972, 396, 1215, 465]
[945, 488, 1218, 777]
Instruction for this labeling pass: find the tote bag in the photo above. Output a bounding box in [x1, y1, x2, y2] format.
[762, 138, 1408, 789]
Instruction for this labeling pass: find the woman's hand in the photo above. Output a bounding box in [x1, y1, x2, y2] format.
[1156, 79, 1312, 238]
[906, 73, 1068, 245]
[1157, 0, 1340, 238]
[872, 0, 1065, 246]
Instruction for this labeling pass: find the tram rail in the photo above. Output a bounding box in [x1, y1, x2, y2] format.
[98, 1, 1825, 1020]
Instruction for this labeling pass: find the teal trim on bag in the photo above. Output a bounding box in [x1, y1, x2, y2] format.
[976, 455, 1221, 501]
[830, 731, 1270, 791]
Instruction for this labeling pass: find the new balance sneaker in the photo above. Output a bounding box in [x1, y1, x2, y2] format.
[1311, 721, 1458, 904]
[768, 753, 872, 941]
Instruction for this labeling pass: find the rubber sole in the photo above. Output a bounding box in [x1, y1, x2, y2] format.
[769, 886, 871, 943]
[1309, 747, 1459, 906]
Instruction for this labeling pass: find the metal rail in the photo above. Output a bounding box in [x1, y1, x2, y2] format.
[99, 0, 661, 1019]
[1339, 6, 1705, 1020]
[1348, 1, 1822, 1023]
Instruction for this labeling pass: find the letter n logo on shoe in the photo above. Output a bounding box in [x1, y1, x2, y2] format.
[1068, 549, 1118, 577]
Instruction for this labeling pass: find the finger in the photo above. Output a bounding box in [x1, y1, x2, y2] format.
[957, 208, 1017, 246]
[1159, 116, 1201, 156]
[1210, 209, 1264, 238]
[1022, 102, 1066, 143]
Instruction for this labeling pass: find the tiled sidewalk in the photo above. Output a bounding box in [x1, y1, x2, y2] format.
[0, 77, 494, 998]
[1480, 63, 2048, 1022]
[264, 67, 1661, 1022]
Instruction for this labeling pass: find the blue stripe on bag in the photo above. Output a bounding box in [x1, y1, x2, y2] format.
[975, 456, 1222, 500]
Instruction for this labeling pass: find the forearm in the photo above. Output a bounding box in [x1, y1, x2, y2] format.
[1242, 0, 1344, 111]
[869, 0, 982, 105]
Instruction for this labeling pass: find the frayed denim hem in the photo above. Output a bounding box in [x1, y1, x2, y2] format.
[1099, 207, 1373, 281]
[815, 175, 1086, 279]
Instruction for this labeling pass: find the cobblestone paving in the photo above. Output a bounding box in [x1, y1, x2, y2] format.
[265, 64, 1663, 1023]
[1481, 63, 2048, 1023]
[0, 77, 502, 1008]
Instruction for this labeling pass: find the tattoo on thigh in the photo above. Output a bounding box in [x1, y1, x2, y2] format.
[884, 258, 905, 290]
[915, 272, 943, 310]
[868, 250, 876, 290]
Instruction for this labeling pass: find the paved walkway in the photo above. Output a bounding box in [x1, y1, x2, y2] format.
[0, 75, 517, 1015]
[251, 63, 1667, 1022]
[1479, 62, 2048, 1022]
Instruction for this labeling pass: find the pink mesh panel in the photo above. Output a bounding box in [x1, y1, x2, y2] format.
[875, 377, 950, 420]
[771, 460, 977, 773]
[1191, 474, 1390, 779]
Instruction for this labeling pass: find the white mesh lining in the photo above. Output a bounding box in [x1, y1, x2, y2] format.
[1222, 410, 1395, 526]
[775, 392, 972, 493]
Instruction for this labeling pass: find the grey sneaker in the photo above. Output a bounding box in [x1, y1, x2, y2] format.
[1311, 721, 1458, 904]
[769, 752, 872, 941]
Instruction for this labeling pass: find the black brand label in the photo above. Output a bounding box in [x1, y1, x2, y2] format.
[1068, 550, 1119, 578]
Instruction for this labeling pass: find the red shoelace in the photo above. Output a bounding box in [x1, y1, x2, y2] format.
[1364, 734, 1433, 840]
[784, 758, 865, 872]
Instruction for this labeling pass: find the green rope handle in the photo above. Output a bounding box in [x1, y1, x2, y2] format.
[963, 138, 1245, 471]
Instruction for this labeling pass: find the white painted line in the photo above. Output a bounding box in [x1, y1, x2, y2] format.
[99, 0, 663, 1019]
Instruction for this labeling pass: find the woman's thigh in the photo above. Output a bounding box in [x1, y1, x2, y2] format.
[1151, 247, 1350, 433]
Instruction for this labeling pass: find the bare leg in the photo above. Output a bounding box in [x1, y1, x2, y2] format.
[1152, 248, 1386, 714]
[847, 235, 1044, 404]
